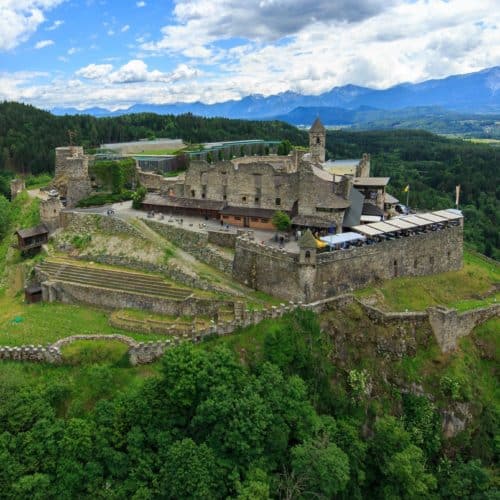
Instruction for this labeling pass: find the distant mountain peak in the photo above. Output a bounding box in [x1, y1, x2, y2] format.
[51, 66, 500, 118]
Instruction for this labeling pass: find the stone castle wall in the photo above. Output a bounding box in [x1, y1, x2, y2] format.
[2, 296, 496, 365]
[233, 225, 463, 301]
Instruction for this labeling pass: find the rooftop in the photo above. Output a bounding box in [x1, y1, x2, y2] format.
[354, 177, 390, 187]
[15, 224, 49, 239]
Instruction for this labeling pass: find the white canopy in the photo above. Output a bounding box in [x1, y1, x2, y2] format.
[320, 232, 366, 246]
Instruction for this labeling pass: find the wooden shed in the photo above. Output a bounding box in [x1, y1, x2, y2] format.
[15, 224, 49, 253]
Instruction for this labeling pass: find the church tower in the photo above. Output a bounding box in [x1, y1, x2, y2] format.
[309, 117, 326, 163]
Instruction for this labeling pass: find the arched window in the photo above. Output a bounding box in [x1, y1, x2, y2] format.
[316, 137, 321, 144]
[305, 250, 311, 261]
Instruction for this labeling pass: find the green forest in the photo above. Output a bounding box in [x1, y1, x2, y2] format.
[1, 311, 498, 499]
[0, 101, 498, 257]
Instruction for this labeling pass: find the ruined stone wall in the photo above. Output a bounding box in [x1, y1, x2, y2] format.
[1, 298, 497, 366]
[144, 219, 233, 274]
[428, 304, 500, 353]
[137, 168, 178, 192]
[60, 211, 145, 239]
[183, 160, 300, 212]
[233, 225, 463, 302]
[40, 197, 62, 232]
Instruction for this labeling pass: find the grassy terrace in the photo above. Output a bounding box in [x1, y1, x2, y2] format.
[355, 251, 499, 311]
[0, 292, 172, 346]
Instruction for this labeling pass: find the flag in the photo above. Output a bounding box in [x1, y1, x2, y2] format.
[455, 185, 461, 207]
[403, 184, 410, 193]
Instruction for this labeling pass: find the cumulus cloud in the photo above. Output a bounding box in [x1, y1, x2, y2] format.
[0, 0, 66, 51]
[136, 1, 146, 6]
[34, 39, 54, 49]
[73, 60, 201, 85]
[76, 63, 113, 79]
[107, 60, 200, 84]
[46, 19, 63, 30]
[2, 0, 500, 109]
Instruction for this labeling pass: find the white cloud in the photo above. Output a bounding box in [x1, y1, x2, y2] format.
[106, 59, 200, 84]
[0, 0, 66, 51]
[136, 1, 146, 6]
[76, 63, 113, 79]
[34, 39, 54, 49]
[67, 47, 79, 55]
[2, 0, 500, 109]
[107, 29, 115, 36]
[121, 24, 130, 32]
[46, 19, 63, 30]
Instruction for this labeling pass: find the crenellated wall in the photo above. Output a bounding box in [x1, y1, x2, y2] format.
[233, 224, 463, 302]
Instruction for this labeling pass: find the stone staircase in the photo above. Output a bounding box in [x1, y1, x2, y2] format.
[37, 259, 191, 300]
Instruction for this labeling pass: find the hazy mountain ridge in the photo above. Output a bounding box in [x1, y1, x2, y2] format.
[52, 67, 500, 120]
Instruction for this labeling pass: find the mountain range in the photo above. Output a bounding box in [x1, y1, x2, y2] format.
[52, 67, 500, 127]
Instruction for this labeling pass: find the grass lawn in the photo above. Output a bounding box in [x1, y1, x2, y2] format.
[0, 292, 171, 346]
[355, 251, 499, 311]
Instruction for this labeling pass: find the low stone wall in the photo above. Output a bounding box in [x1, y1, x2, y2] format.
[60, 211, 145, 239]
[0, 345, 61, 363]
[1, 299, 498, 366]
[207, 229, 237, 249]
[41, 279, 233, 317]
[144, 219, 233, 274]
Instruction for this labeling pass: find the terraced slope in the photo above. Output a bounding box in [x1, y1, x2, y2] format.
[37, 260, 192, 300]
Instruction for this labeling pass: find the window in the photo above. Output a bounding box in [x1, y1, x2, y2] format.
[223, 195, 227, 200]
[251, 217, 259, 222]
[316, 137, 320, 144]
[393, 259, 398, 277]
[305, 250, 311, 260]
[190, 189, 195, 197]
[234, 216, 241, 221]
[261, 218, 269, 223]
[275, 197, 281, 206]
[430, 256, 434, 266]
[222, 215, 229, 219]
[414, 258, 418, 269]
[242, 196, 247, 202]
[201, 193, 206, 198]
[254, 197, 259, 203]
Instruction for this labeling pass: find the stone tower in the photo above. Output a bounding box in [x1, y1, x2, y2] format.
[10, 178, 25, 200]
[309, 117, 326, 164]
[53, 146, 92, 208]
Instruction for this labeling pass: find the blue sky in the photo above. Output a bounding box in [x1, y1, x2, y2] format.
[1, 0, 499, 110]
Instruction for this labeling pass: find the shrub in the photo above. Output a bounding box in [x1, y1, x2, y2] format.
[132, 186, 147, 209]
[272, 210, 291, 231]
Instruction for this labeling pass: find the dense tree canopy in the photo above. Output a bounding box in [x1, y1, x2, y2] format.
[0, 310, 497, 498]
